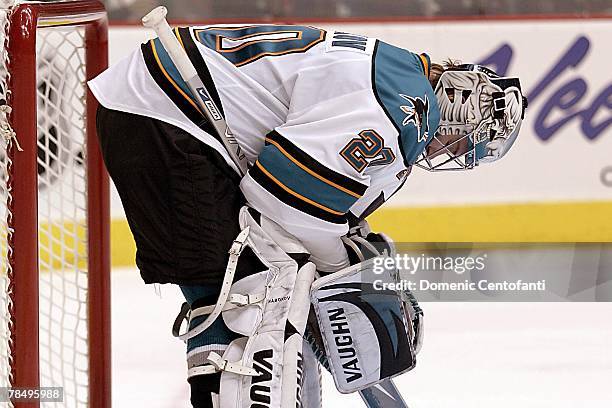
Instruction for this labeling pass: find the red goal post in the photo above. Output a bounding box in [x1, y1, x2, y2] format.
[0, 1, 110, 407]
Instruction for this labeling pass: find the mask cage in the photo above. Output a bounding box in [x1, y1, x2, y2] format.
[416, 65, 526, 172]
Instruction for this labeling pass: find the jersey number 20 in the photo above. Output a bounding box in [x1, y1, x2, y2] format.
[341, 130, 395, 172]
[194, 25, 326, 67]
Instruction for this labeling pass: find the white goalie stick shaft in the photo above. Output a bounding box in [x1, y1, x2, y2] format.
[359, 379, 410, 408]
[141, 6, 248, 176]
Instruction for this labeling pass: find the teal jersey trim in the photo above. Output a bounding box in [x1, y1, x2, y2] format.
[258, 143, 360, 214]
[151, 37, 195, 101]
[372, 41, 440, 166]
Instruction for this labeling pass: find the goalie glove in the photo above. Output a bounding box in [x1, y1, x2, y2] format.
[334, 220, 424, 355]
[343, 219, 396, 264]
[309, 259, 416, 393]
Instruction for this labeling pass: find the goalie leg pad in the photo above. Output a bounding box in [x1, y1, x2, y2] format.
[180, 207, 316, 408]
[310, 260, 417, 393]
[300, 337, 322, 408]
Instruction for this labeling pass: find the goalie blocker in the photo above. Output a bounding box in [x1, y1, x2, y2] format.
[310, 255, 418, 393]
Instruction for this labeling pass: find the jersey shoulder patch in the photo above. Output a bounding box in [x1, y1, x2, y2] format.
[371, 41, 440, 166]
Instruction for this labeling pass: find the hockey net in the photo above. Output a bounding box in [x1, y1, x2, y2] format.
[0, 1, 109, 407]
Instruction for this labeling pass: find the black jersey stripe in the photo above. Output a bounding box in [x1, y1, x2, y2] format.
[141, 39, 221, 139]
[142, 41, 204, 127]
[177, 27, 225, 117]
[249, 161, 347, 225]
[266, 131, 368, 197]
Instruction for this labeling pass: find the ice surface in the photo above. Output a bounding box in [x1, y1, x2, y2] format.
[112, 267, 612, 407]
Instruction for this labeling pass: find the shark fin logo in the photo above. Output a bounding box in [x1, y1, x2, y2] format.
[399, 93, 430, 143]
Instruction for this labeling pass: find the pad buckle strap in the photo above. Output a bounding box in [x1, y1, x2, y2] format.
[229, 292, 265, 307]
[172, 302, 192, 338]
[174, 227, 251, 341]
[207, 352, 259, 376]
[187, 364, 218, 378]
[185, 291, 266, 323]
[229, 229, 249, 256]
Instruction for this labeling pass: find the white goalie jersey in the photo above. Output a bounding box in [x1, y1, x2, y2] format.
[89, 25, 440, 272]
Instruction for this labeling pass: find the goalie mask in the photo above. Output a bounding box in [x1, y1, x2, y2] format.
[415, 64, 528, 171]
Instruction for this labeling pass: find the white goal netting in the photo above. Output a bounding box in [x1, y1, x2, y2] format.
[0, 6, 16, 405]
[0, 6, 14, 403]
[0, 4, 93, 407]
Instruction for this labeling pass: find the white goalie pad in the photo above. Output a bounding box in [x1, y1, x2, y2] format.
[310, 259, 417, 394]
[180, 206, 318, 408]
[300, 337, 322, 408]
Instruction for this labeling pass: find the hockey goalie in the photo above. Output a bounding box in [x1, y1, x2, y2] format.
[88, 9, 527, 407]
